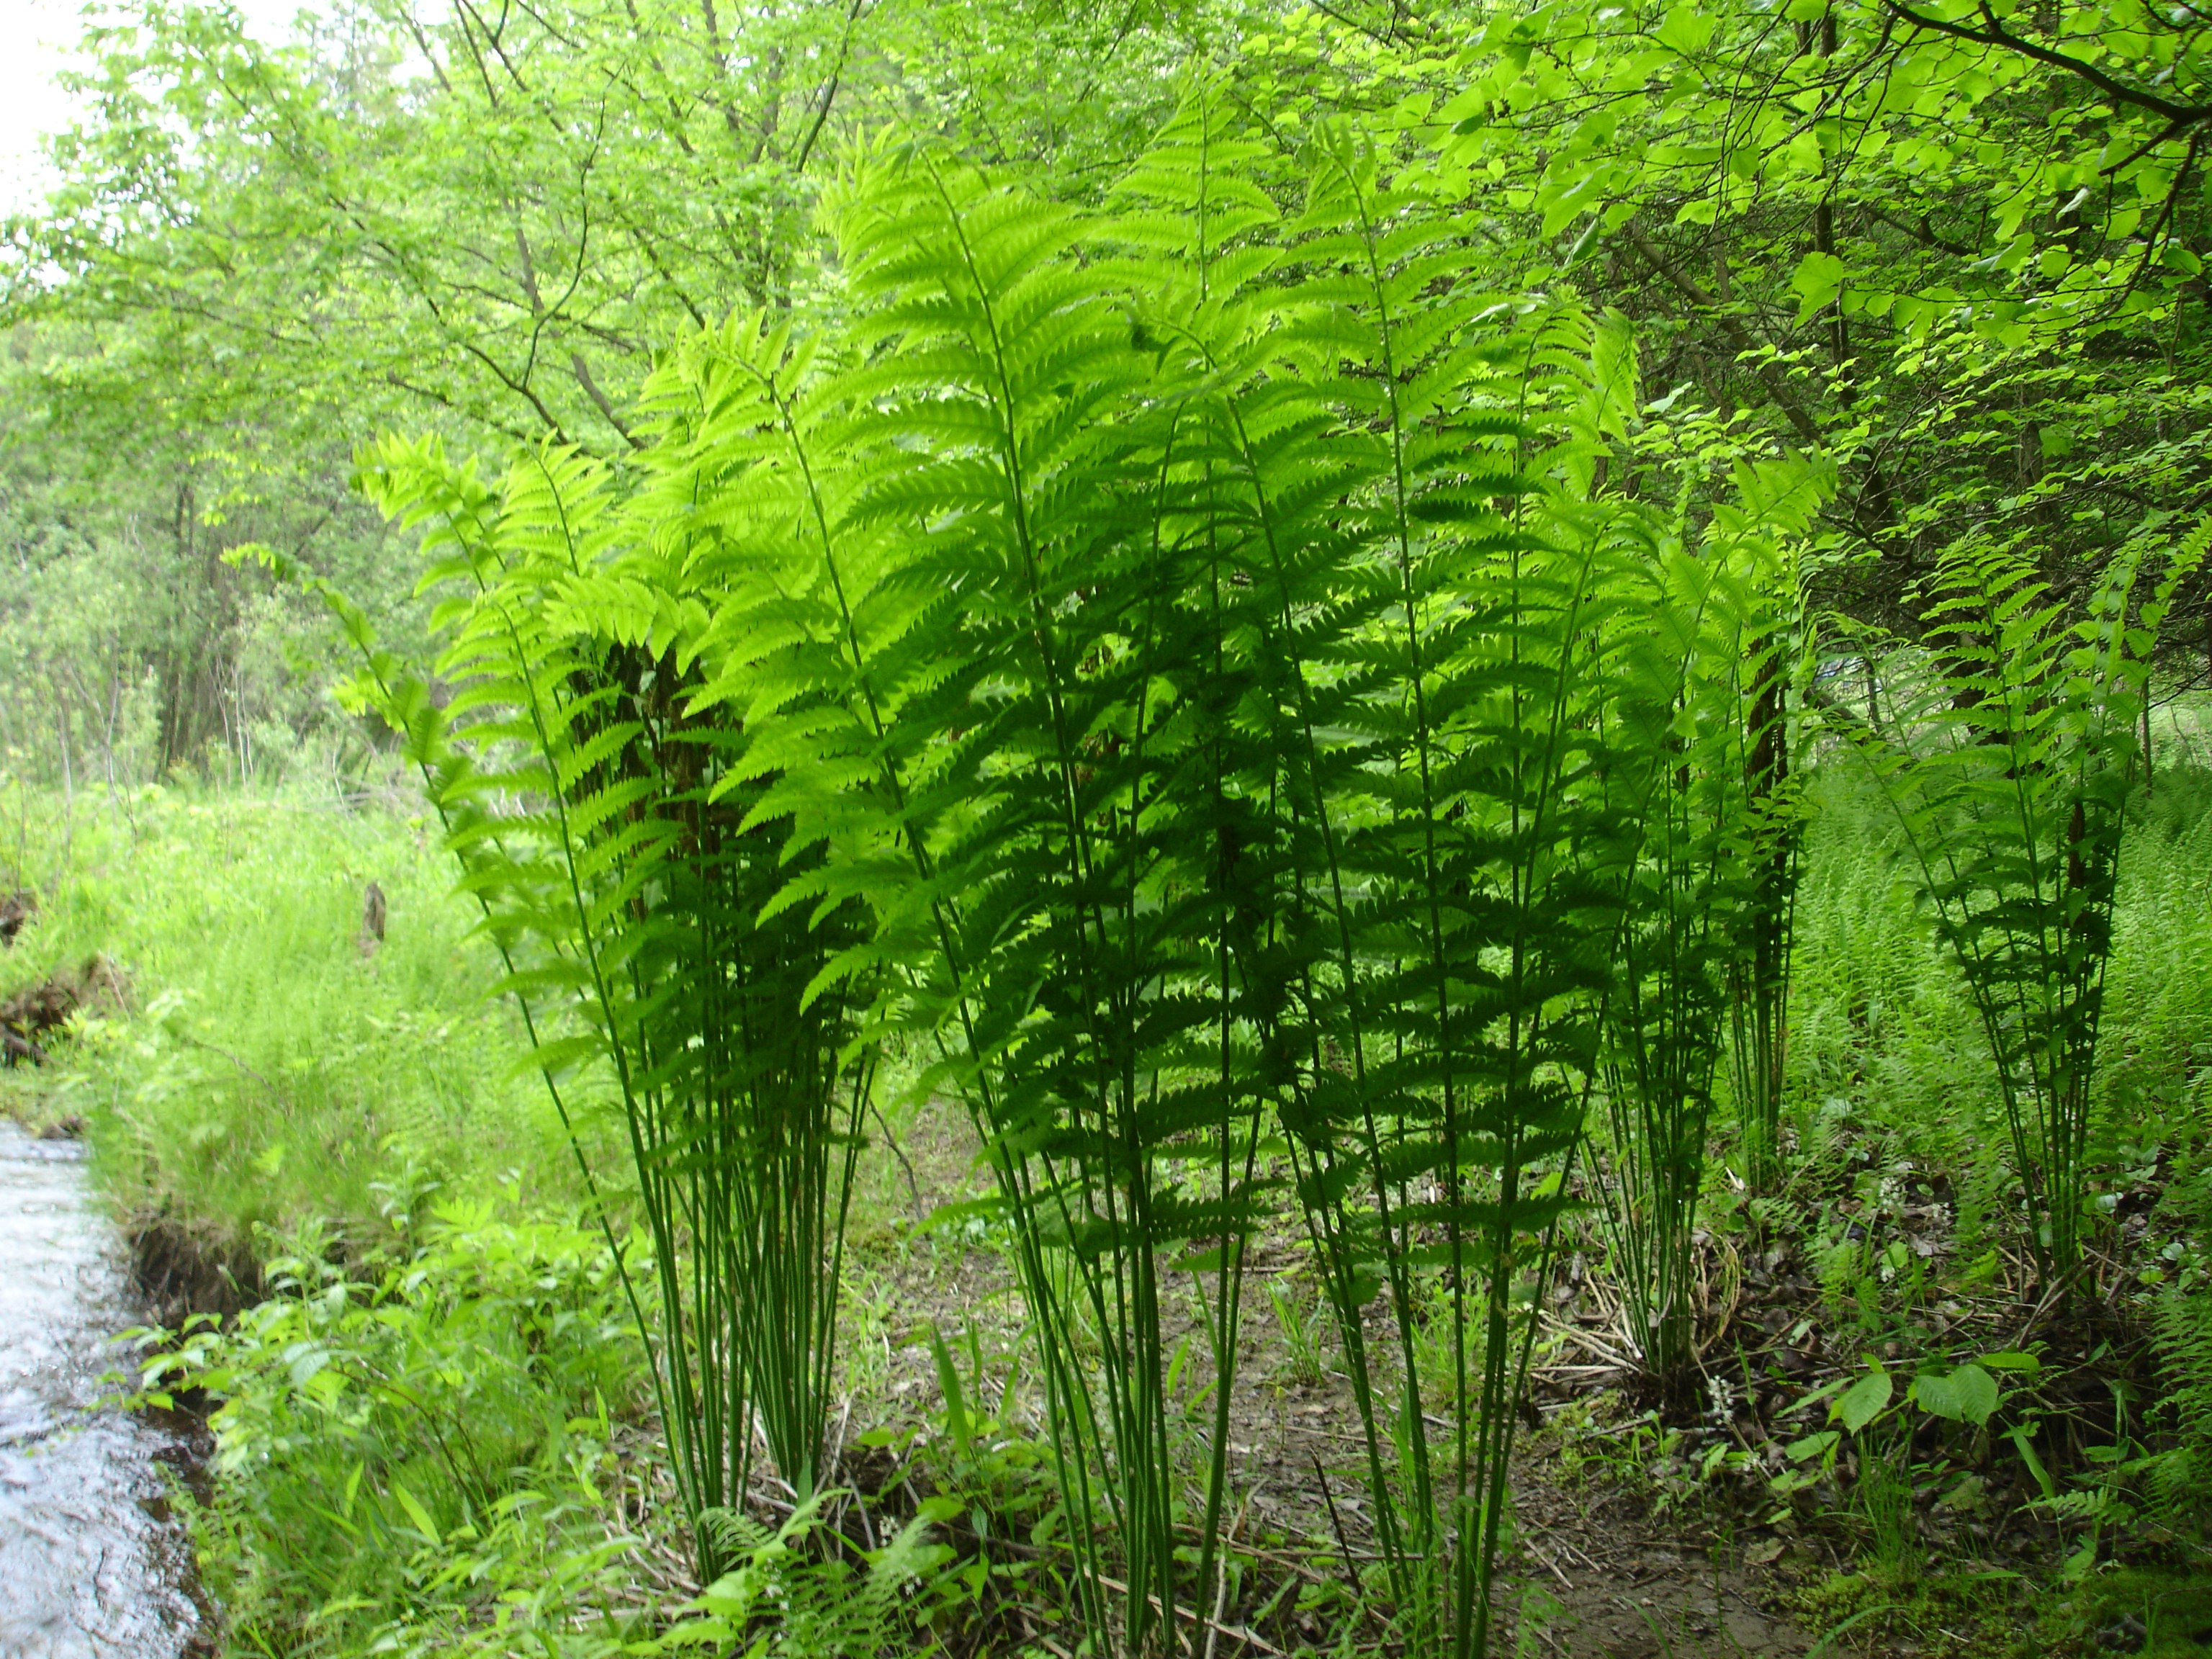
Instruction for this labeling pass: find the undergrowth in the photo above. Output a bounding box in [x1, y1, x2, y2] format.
[144, 1198, 653, 1657]
[3, 783, 974, 1655]
[3, 763, 2212, 1653]
[0, 785, 595, 1269]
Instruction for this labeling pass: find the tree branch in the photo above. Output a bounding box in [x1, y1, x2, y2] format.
[1624, 220, 1825, 446]
[1884, 0, 2208, 128]
[571, 352, 641, 449]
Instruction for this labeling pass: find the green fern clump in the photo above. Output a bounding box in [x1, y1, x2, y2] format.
[1593, 468, 1815, 1393]
[345, 430, 882, 1577]
[667, 1494, 956, 1658]
[2141, 1151, 2212, 1516]
[328, 82, 1848, 1658]
[2102, 789, 2212, 1107]
[626, 104, 1647, 1653]
[1835, 525, 2211, 1273]
[2149, 1274, 2212, 1509]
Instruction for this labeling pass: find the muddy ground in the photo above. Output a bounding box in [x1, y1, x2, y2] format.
[828, 1103, 2139, 1658]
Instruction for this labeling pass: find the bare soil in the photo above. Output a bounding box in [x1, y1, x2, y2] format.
[827, 1100, 2162, 1657]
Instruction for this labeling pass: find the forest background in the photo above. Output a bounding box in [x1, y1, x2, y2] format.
[4, 0, 2212, 1655]
[9, 0, 2212, 783]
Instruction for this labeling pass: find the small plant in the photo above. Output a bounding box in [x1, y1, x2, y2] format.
[1849, 1426, 1921, 1590]
[133, 1204, 648, 1657]
[1269, 1277, 1329, 1388]
[668, 1491, 958, 1658]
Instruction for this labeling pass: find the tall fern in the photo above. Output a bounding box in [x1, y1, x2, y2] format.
[352, 434, 878, 1576]
[1836, 521, 2211, 1274]
[1591, 462, 1817, 1395]
[1184, 126, 1642, 1656]
[1721, 464, 1820, 1195]
[629, 129, 1282, 1651]
[325, 89, 1831, 1659]
[646, 105, 1647, 1654]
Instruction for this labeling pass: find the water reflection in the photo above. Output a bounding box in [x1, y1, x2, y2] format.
[0, 1123, 198, 1658]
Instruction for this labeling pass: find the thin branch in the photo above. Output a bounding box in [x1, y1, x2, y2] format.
[571, 352, 642, 447]
[1624, 220, 1825, 446]
[1885, 0, 2209, 127]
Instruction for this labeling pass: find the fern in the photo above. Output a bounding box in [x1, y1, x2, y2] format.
[676, 1492, 956, 1658]
[1102, 116, 1655, 1654]
[1591, 456, 1821, 1397]
[622, 138, 1253, 1650]
[1835, 518, 2211, 1273]
[328, 86, 1834, 1659]
[352, 428, 879, 1578]
[833, 135, 1292, 1653]
[2149, 1272, 2212, 1508]
[649, 102, 1645, 1654]
[1717, 462, 1822, 1195]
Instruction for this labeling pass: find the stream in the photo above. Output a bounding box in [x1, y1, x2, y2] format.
[0, 1121, 201, 1657]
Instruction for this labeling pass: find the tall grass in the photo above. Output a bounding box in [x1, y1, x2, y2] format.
[0, 786, 575, 1260]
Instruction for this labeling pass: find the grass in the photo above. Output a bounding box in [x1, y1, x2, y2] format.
[151, 1201, 660, 1658]
[0, 783, 691, 1653]
[2035, 1566, 2212, 1656]
[0, 783, 603, 1267]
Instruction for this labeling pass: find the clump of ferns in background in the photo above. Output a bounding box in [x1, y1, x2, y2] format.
[1838, 526, 2209, 1280]
[1593, 464, 1821, 1399]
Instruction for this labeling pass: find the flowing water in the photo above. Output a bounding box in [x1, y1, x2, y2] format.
[0, 1121, 200, 1657]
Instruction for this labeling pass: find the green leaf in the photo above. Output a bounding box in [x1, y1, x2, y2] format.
[1912, 1363, 1999, 1426]
[1791, 251, 1846, 324]
[928, 1323, 972, 1456]
[286, 1344, 332, 1389]
[1785, 1429, 1839, 1463]
[1656, 6, 1714, 53]
[391, 1481, 441, 1546]
[2005, 1424, 2057, 1501]
[1835, 1367, 1894, 1434]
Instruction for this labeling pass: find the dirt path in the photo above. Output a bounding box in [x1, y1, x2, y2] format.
[848, 1108, 1841, 1657]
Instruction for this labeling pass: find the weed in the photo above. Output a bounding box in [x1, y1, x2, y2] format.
[1848, 1429, 1922, 1591]
[137, 1197, 651, 1657]
[0, 788, 580, 1260]
[1269, 1277, 1330, 1390]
